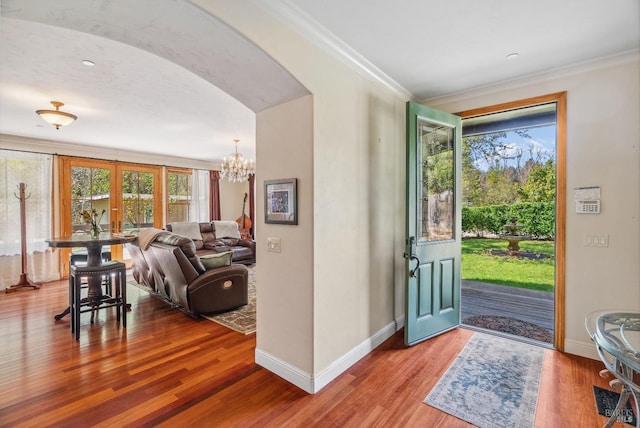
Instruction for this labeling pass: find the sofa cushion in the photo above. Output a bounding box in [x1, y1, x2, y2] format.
[213, 220, 241, 239]
[200, 251, 233, 269]
[217, 238, 240, 247]
[168, 222, 203, 241]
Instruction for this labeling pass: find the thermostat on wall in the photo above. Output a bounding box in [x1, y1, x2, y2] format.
[574, 186, 601, 214]
[576, 200, 600, 214]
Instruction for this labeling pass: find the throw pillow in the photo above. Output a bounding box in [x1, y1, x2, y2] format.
[200, 251, 233, 269]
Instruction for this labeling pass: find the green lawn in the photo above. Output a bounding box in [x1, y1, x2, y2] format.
[461, 238, 555, 292]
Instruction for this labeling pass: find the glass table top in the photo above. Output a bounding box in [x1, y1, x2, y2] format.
[585, 310, 640, 372]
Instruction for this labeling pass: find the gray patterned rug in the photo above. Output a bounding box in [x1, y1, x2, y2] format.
[424, 332, 544, 428]
[201, 265, 256, 334]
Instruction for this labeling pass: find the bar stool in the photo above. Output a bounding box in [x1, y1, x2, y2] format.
[69, 261, 127, 341]
[70, 249, 112, 294]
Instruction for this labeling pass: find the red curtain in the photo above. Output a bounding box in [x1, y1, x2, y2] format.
[209, 170, 221, 221]
[248, 173, 255, 237]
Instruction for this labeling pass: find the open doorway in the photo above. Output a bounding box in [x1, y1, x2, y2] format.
[457, 93, 566, 349]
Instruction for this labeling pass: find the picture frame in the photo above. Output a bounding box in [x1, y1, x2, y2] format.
[264, 178, 297, 225]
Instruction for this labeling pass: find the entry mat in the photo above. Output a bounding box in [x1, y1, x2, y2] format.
[593, 385, 636, 426]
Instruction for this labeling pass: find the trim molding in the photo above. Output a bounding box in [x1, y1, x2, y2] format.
[395, 315, 405, 330]
[423, 49, 639, 106]
[254, 349, 314, 393]
[564, 338, 599, 361]
[0, 133, 216, 170]
[254, 0, 413, 101]
[255, 321, 397, 394]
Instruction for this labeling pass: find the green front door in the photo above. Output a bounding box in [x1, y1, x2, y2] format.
[405, 101, 462, 346]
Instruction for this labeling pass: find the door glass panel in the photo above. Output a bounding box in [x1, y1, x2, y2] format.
[167, 170, 192, 223]
[71, 166, 111, 234]
[417, 117, 455, 242]
[121, 170, 155, 232]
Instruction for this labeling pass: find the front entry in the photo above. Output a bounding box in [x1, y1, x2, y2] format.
[405, 101, 462, 346]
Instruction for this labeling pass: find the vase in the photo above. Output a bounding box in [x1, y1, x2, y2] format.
[90, 224, 101, 239]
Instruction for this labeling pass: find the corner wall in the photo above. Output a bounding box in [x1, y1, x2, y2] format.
[199, 0, 407, 392]
[255, 95, 314, 383]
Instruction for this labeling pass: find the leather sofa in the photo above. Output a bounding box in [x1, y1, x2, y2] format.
[166, 221, 255, 265]
[128, 231, 248, 318]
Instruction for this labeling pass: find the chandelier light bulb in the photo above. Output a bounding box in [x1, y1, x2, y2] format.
[219, 139, 255, 183]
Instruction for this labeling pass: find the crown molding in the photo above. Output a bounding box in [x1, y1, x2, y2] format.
[423, 49, 640, 106]
[0, 133, 218, 170]
[254, 0, 414, 101]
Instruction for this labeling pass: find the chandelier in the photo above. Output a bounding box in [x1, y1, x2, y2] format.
[36, 101, 77, 129]
[220, 139, 255, 183]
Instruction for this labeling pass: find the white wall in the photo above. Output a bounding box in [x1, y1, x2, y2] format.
[425, 53, 640, 359]
[198, 0, 406, 392]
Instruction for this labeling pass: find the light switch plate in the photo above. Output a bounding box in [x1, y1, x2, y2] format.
[267, 237, 281, 253]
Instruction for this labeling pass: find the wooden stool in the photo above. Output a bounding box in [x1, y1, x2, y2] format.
[69, 261, 127, 341]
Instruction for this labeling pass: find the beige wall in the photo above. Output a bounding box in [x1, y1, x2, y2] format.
[197, 0, 407, 391]
[255, 95, 314, 374]
[219, 179, 252, 222]
[425, 54, 640, 358]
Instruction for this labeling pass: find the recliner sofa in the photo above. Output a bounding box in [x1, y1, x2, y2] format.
[166, 221, 255, 265]
[128, 231, 248, 318]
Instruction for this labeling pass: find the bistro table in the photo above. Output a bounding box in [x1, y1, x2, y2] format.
[585, 310, 640, 428]
[46, 233, 136, 320]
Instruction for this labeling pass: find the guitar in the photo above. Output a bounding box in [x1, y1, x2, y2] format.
[236, 193, 252, 240]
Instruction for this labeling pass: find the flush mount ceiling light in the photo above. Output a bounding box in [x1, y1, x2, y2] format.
[506, 52, 520, 60]
[220, 139, 255, 183]
[35, 101, 77, 129]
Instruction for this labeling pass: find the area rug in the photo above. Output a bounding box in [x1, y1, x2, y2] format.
[593, 385, 637, 426]
[201, 266, 256, 335]
[463, 315, 553, 343]
[424, 332, 544, 428]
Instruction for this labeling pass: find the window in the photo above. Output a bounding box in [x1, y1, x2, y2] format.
[0, 149, 52, 255]
[166, 168, 192, 223]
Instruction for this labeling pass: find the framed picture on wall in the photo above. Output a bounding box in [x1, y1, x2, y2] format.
[264, 178, 297, 225]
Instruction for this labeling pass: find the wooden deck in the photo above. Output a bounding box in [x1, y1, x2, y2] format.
[461, 279, 555, 336]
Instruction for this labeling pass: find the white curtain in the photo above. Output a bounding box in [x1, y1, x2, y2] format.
[190, 169, 210, 222]
[0, 150, 59, 287]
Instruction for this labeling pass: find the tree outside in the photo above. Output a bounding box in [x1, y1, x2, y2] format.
[462, 127, 556, 209]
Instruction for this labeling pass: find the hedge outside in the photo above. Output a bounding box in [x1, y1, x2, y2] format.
[462, 202, 555, 238]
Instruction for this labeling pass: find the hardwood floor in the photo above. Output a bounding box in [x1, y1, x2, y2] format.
[0, 276, 629, 427]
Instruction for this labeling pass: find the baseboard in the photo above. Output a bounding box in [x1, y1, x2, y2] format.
[255, 320, 397, 394]
[312, 321, 397, 392]
[564, 338, 600, 361]
[395, 315, 405, 330]
[255, 349, 314, 393]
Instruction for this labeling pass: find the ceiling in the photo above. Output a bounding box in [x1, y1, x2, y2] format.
[1, 0, 638, 164]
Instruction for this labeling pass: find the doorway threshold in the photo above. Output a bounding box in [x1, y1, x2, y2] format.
[460, 324, 554, 349]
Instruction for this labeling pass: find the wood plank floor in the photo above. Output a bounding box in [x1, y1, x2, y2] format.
[0, 276, 631, 427]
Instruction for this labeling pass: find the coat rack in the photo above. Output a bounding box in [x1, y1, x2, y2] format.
[6, 183, 41, 293]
